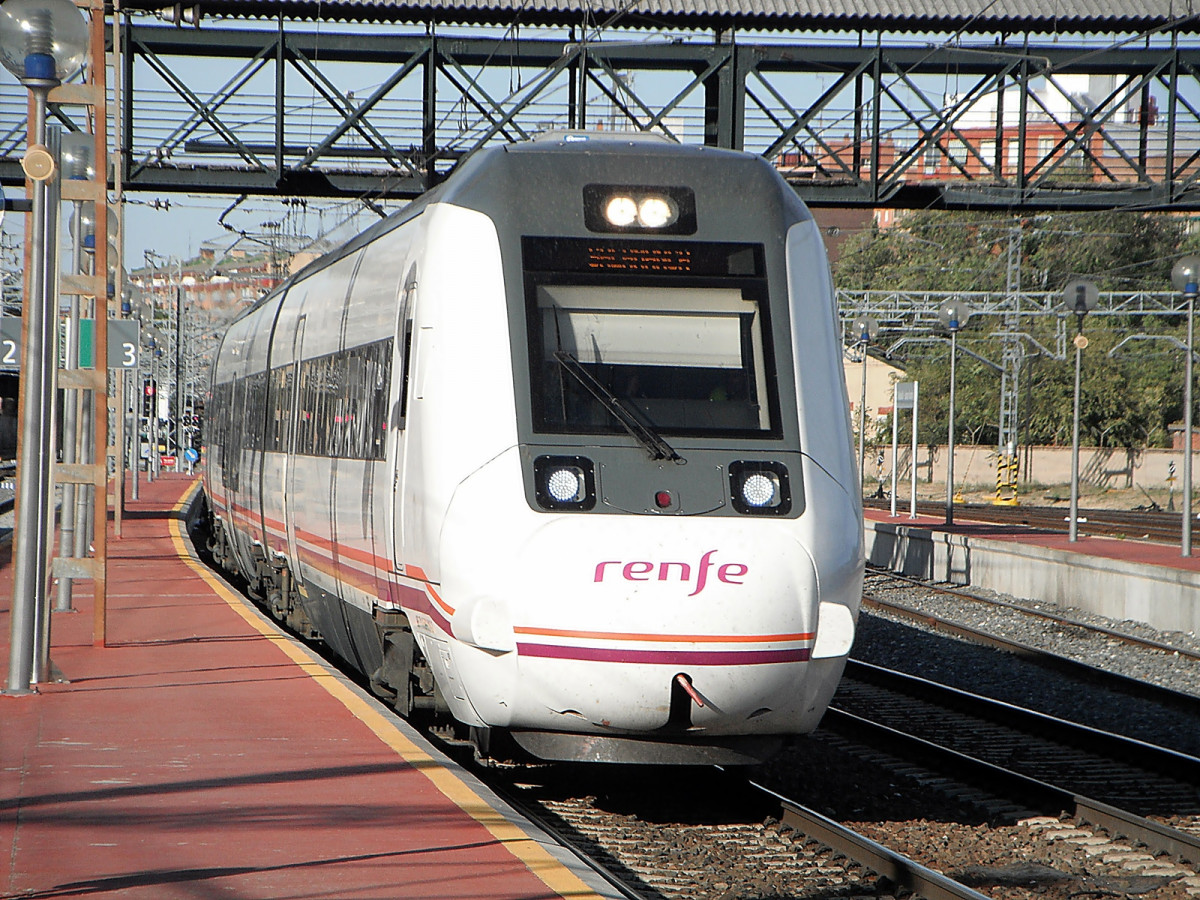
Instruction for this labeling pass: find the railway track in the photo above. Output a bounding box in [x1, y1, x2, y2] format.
[864, 496, 1189, 543]
[455, 649, 1200, 898]
[834, 660, 1200, 817]
[815, 663, 1200, 896]
[861, 572, 1200, 720]
[483, 761, 998, 900]
[858, 570, 1200, 765]
[472, 733, 1200, 900]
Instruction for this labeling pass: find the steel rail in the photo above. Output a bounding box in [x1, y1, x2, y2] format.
[825, 708, 1200, 868]
[748, 780, 994, 900]
[843, 659, 1200, 785]
[861, 591, 1200, 714]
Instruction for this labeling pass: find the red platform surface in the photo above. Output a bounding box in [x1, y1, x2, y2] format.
[864, 506, 1200, 573]
[2, 474, 612, 900]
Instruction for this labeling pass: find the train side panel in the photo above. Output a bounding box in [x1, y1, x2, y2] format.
[260, 282, 307, 566]
[389, 205, 519, 725]
[208, 295, 282, 582]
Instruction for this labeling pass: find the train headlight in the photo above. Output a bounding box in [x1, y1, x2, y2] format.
[534, 455, 597, 511]
[605, 196, 639, 227]
[741, 473, 777, 507]
[583, 184, 697, 235]
[547, 467, 584, 503]
[637, 195, 677, 228]
[729, 461, 791, 516]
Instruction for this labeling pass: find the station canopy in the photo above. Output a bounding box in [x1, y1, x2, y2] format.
[115, 0, 1200, 35]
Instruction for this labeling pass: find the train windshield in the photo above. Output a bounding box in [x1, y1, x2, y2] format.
[524, 238, 779, 439]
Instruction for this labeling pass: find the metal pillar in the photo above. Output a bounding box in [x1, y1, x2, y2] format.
[55, 197, 84, 613]
[1184, 289, 1195, 557]
[946, 329, 957, 527]
[910, 381, 919, 520]
[7, 83, 55, 694]
[174, 280, 183, 466]
[1069, 335, 1084, 542]
[858, 346, 868, 493]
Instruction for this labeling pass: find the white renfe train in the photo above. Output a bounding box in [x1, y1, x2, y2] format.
[203, 133, 864, 765]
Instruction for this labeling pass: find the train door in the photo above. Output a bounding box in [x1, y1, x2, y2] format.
[388, 266, 417, 572]
[284, 315, 306, 567]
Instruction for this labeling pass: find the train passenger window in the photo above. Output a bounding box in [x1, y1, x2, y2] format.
[245, 372, 267, 452]
[226, 379, 245, 491]
[212, 380, 235, 487]
[289, 339, 392, 459]
[529, 282, 778, 438]
[266, 366, 292, 453]
[295, 363, 315, 456]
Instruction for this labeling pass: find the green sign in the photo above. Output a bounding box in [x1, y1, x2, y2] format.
[78, 319, 141, 369]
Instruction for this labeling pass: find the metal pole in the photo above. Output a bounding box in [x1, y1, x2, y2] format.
[858, 343, 868, 496]
[150, 349, 159, 479]
[113, 0, 127, 529]
[1069, 337, 1083, 542]
[7, 85, 54, 694]
[910, 381, 919, 519]
[73, 257, 94, 561]
[33, 123, 61, 684]
[890, 384, 898, 517]
[55, 200, 82, 613]
[130, 361, 139, 498]
[1184, 289, 1195, 557]
[174, 279, 183, 467]
[946, 330, 957, 526]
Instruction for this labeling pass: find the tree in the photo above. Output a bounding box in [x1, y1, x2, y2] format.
[835, 210, 1192, 449]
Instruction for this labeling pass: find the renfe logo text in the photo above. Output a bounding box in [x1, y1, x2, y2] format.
[594, 550, 748, 597]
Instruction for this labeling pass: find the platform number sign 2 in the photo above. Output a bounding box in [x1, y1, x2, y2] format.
[0, 318, 20, 369]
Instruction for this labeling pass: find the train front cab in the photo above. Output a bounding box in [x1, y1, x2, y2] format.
[419, 140, 863, 764]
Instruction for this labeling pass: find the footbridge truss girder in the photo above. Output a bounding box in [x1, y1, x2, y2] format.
[6, 23, 1200, 210]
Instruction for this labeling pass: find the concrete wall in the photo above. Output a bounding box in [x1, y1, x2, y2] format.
[872, 443, 1191, 492]
[865, 519, 1200, 635]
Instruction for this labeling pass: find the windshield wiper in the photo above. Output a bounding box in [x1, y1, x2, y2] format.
[553, 351, 682, 462]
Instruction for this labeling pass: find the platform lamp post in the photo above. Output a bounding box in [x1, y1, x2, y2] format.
[0, 0, 88, 695]
[852, 315, 878, 496]
[938, 298, 972, 526]
[1171, 256, 1199, 557]
[1063, 278, 1098, 543]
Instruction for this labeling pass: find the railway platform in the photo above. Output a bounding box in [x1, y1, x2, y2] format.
[1, 473, 621, 900]
[864, 507, 1200, 636]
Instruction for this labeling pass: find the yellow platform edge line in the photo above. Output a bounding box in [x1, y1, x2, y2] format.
[167, 482, 603, 900]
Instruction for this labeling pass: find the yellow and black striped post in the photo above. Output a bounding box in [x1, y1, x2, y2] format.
[993, 453, 1019, 505]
